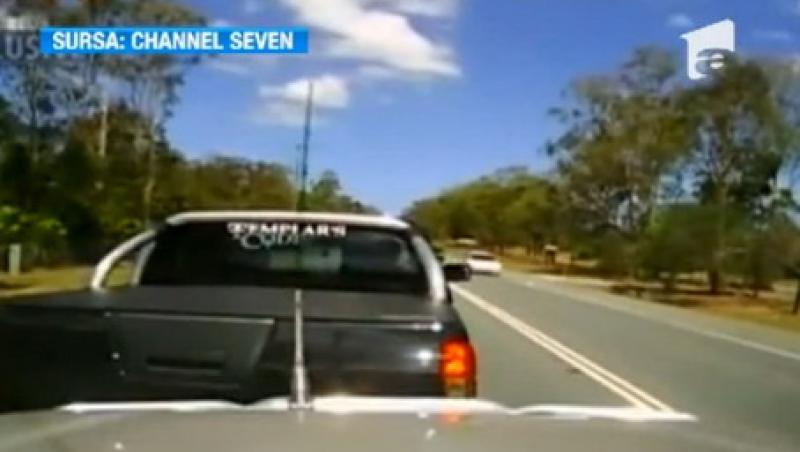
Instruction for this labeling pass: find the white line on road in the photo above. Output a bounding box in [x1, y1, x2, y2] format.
[521, 279, 800, 363]
[451, 284, 678, 413]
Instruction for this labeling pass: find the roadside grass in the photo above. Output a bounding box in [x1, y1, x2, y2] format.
[0, 266, 93, 297]
[0, 264, 133, 298]
[5, 258, 799, 334]
[499, 253, 800, 334]
[702, 301, 800, 332]
[500, 253, 600, 277]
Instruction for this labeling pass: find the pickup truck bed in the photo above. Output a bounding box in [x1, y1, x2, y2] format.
[0, 286, 468, 411]
[0, 211, 477, 411]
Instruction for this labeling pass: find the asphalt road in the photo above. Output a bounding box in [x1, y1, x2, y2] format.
[454, 274, 800, 452]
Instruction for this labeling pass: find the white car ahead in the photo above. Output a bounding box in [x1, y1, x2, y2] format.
[466, 251, 502, 275]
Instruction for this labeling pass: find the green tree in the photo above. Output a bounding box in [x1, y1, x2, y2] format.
[501, 175, 559, 253]
[182, 156, 294, 210]
[731, 213, 799, 297]
[0, 140, 45, 210]
[306, 170, 379, 213]
[404, 198, 450, 239]
[680, 59, 793, 293]
[87, 0, 205, 224]
[638, 204, 713, 291]
[0, 205, 66, 266]
[404, 167, 557, 253]
[549, 47, 689, 242]
[0, 97, 18, 141]
[306, 170, 342, 211]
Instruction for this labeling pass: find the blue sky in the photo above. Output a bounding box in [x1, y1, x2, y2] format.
[167, 0, 800, 214]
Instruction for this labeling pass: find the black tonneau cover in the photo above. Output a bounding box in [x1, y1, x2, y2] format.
[0, 287, 456, 321]
[0, 287, 466, 411]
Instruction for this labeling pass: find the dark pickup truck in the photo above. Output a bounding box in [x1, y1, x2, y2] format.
[0, 211, 475, 411]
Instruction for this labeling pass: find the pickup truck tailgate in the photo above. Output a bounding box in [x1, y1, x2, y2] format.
[0, 287, 464, 409]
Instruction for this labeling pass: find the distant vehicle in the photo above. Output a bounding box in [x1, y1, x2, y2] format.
[0, 211, 477, 412]
[454, 238, 478, 247]
[466, 250, 502, 275]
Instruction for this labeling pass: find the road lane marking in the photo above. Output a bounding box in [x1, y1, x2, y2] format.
[520, 279, 800, 363]
[452, 284, 678, 413]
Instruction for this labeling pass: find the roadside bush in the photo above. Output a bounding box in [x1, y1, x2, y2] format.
[0, 205, 67, 269]
[593, 230, 635, 277]
[637, 205, 706, 291]
[729, 214, 800, 296]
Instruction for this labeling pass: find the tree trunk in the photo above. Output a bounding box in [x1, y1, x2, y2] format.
[138, 122, 157, 226]
[98, 96, 108, 159]
[25, 78, 40, 211]
[709, 184, 728, 295]
[143, 173, 155, 225]
[142, 142, 156, 225]
[663, 272, 676, 294]
[708, 269, 722, 295]
[95, 95, 108, 192]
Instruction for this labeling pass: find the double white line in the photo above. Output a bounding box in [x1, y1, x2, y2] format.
[451, 285, 678, 413]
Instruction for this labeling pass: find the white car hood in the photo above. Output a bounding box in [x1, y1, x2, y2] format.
[2, 398, 758, 452]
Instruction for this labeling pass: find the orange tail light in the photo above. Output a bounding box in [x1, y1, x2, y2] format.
[440, 339, 476, 396]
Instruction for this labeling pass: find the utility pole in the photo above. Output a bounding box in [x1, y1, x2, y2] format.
[296, 81, 314, 211]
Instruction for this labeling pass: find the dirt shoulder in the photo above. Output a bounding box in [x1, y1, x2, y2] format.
[0, 267, 93, 297]
[501, 256, 800, 334]
[0, 264, 132, 298]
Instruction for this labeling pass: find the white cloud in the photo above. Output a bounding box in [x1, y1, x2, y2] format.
[257, 103, 307, 126]
[206, 58, 251, 75]
[243, 0, 265, 14]
[205, 54, 273, 76]
[362, 0, 459, 18]
[356, 64, 441, 83]
[357, 65, 406, 80]
[260, 74, 350, 108]
[241, 0, 460, 126]
[254, 74, 350, 125]
[209, 18, 232, 27]
[204, 22, 277, 77]
[753, 29, 794, 42]
[280, 0, 460, 78]
[666, 13, 694, 28]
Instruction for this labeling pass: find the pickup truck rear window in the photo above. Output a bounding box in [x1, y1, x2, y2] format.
[139, 222, 429, 294]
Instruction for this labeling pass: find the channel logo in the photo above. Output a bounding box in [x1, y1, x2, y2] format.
[1, 32, 39, 60]
[680, 19, 736, 80]
[0, 13, 44, 61]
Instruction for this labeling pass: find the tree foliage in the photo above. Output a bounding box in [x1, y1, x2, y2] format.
[409, 48, 800, 299]
[405, 167, 559, 252]
[0, 2, 376, 265]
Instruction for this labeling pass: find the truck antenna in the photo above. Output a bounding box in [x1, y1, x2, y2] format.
[296, 81, 314, 212]
[290, 82, 314, 407]
[289, 288, 311, 409]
